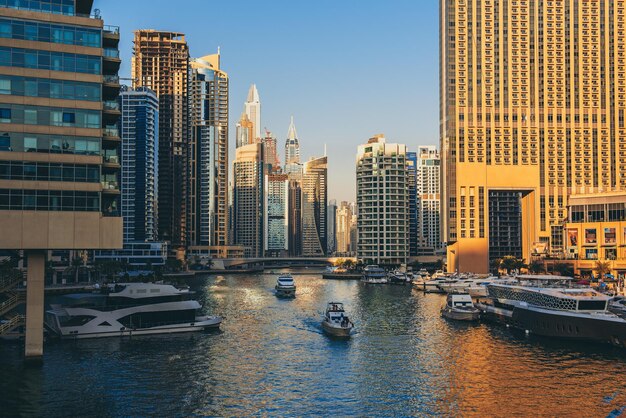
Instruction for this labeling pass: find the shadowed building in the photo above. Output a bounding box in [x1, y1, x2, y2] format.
[0, 0, 122, 359]
[264, 173, 289, 257]
[132, 29, 189, 248]
[440, 0, 626, 272]
[336, 201, 353, 255]
[188, 52, 229, 250]
[233, 142, 264, 257]
[301, 156, 328, 256]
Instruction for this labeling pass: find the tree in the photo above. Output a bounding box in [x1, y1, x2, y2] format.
[71, 256, 82, 283]
[342, 259, 355, 271]
[552, 262, 574, 278]
[165, 258, 182, 273]
[528, 259, 545, 274]
[490, 258, 503, 274]
[595, 261, 611, 281]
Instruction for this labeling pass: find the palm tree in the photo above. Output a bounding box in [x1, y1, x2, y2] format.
[528, 259, 545, 274]
[490, 258, 503, 274]
[71, 256, 83, 283]
[595, 260, 611, 281]
[552, 262, 574, 277]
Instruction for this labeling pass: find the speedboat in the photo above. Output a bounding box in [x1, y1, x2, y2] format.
[321, 302, 354, 337]
[609, 296, 626, 317]
[441, 294, 480, 321]
[45, 283, 221, 339]
[477, 275, 626, 347]
[275, 274, 296, 298]
[361, 265, 388, 284]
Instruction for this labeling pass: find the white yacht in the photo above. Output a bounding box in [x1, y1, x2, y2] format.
[275, 274, 296, 298]
[441, 294, 480, 321]
[45, 283, 221, 339]
[361, 265, 388, 284]
[387, 270, 409, 285]
[321, 302, 354, 337]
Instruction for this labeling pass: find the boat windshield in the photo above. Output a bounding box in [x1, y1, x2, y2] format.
[327, 303, 345, 312]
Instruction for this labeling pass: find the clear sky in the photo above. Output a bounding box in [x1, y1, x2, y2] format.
[93, 0, 439, 203]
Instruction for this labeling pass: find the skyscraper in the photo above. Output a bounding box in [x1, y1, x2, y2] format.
[301, 156, 328, 256]
[244, 83, 261, 141]
[356, 135, 408, 265]
[264, 173, 289, 257]
[288, 179, 302, 256]
[406, 152, 418, 256]
[188, 52, 229, 249]
[262, 129, 280, 174]
[235, 112, 254, 148]
[233, 143, 264, 257]
[336, 201, 353, 255]
[327, 199, 337, 255]
[119, 86, 159, 243]
[416, 146, 442, 255]
[440, 1, 626, 272]
[0, 0, 122, 358]
[132, 30, 190, 247]
[284, 116, 301, 175]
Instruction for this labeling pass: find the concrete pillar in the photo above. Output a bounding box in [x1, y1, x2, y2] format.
[25, 250, 45, 362]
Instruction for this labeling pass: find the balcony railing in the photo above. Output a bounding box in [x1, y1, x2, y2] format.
[103, 75, 120, 84]
[103, 101, 120, 111]
[103, 48, 120, 59]
[103, 127, 119, 137]
[103, 25, 120, 35]
[103, 154, 119, 164]
[101, 180, 119, 190]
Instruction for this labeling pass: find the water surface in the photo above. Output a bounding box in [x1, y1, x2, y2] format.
[1, 272, 626, 417]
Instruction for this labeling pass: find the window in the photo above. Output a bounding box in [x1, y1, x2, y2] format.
[62, 112, 75, 124]
[0, 108, 10, 122]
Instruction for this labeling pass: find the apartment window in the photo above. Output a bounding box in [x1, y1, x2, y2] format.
[62, 112, 75, 124]
[0, 107, 10, 122]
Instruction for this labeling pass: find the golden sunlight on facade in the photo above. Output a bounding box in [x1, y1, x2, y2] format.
[440, 1, 626, 273]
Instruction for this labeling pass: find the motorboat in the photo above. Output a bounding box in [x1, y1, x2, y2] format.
[361, 265, 388, 284]
[477, 275, 626, 347]
[387, 270, 408, 285]
[321, 302, 354, 337]
[441, 294, 480, 321]
[423, 278, 455, 293]
[275, 274, 296, 298]
[432, 270, 446, 279]
[45, 283, 221, 339]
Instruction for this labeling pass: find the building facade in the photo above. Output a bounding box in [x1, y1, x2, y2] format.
[336, 201, 353, 255]
[119, 86, 158, 243]
[132, 30, 189, 247]
[244, 83, 261, 141]
[262, 130, 280, 174]
[327, 199, 337, 255]
[264, 173, 289, 257]
[441, 0, 626, 273]
[288, 179, 302, 256]
[416, 146, 442, 255]
[188, 53, 229, 250]
[233, 142, 264, 257]
[301, 156, 328, 256]
[284, 116, 301, 175]
[406, 152, 418, 256]
[0, 0, 122, 358]
[356, 135, 408, 265]
[235, 112, 253, 149]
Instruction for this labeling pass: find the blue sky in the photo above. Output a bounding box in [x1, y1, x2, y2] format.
[94, 0, 439, 203]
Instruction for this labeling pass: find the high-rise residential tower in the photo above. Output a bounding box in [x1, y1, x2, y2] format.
[119, 86, 158, 243]
[327, 199, 337, 255]
[132, 30, 190, 247]
[244, 83, 261, 141]
[264, 173, 289, 257]
[233, 142, 264, 257]
[235, 112, 253, 149]
[301, 156, 328, 256]
[188, 52, 229, 249]
[336, 201, 353, 255]
[416, 146, 442, 255]
[356, 135, 408, 265]
[262, 129, 280, 174]
[406, 152, 419, 256]
[0, 0, 122, 358]
[440, 0, 626, 272]
[284, 116, 301, 175]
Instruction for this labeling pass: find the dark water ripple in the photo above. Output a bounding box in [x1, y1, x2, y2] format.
[1, 272, 626, 417]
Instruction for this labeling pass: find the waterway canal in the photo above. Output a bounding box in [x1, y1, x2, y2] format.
[1, 271, 626, 416]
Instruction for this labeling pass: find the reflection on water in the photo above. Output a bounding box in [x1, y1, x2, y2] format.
[1, 273, 626, 417]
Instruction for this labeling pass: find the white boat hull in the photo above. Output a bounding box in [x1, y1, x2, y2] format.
[322, 320, 352, 337]
[52, 316, 222, 340]
[441, 307, 480, 321]
[275, 286, 296, 298]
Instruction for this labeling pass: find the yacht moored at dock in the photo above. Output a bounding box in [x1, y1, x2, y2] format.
[361, 265, 388, 284]
[45, 283, 221, 339]
[275, 274, 296, 298]
[478, 275, 626, 347]
[441, 294, 480, 321]
[321, 302, 354, 337]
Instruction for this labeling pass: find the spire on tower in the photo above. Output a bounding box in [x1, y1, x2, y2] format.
[287, 116, 298, 141]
